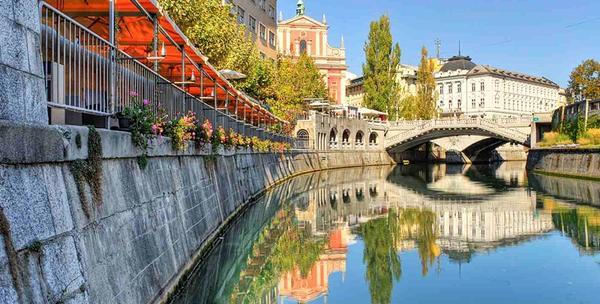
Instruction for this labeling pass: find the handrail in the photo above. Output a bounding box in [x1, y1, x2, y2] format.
[39, 2, 292, 142]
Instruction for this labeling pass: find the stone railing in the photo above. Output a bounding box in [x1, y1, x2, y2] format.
[385, 118, 529, 150]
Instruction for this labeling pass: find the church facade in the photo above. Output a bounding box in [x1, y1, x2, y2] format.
[277, 0, 348, 104]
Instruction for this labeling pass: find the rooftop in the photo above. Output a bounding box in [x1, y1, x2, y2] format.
[439, 55, 477, 72]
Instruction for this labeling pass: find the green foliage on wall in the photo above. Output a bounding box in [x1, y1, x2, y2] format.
[70, 126, 104, 218]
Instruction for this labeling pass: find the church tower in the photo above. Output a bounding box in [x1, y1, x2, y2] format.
[277, 1, 348, 104]
[296, 0, 305, 16]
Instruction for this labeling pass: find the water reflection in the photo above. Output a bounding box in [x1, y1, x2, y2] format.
[169, 163, 600, 304]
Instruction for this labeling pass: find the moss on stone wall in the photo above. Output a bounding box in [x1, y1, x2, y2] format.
[70, 126, 104, 218]
[0, 206, 22, 301]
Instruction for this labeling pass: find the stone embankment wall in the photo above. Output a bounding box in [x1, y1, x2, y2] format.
[527, 148, 600, 180]
[0, 122, 394, 304]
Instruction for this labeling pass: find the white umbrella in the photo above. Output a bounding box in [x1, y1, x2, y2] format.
[219, 69, 247, 80]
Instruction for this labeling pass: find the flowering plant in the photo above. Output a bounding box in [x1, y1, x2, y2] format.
[213, 126, 227, 145]
[166, 111, 197, 151]
[197, 119, 213, 143]
[227, 129, 243, 148]
[122, 96, 154, 147]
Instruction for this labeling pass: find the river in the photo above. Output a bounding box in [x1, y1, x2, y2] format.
[168, 162, 600, 304]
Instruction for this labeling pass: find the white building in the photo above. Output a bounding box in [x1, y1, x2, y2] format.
[345, 64, 418, 108]
[435, 55, 560, 118]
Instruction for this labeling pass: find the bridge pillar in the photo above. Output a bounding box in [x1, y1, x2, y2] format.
[0, 0, 47, 124]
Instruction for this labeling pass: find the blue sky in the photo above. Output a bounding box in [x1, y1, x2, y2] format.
[278, 0, 600, 87]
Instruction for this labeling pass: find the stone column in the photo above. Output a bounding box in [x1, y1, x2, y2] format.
[0, 0, 47, 124]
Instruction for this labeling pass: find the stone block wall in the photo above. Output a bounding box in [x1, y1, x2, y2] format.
[0, 123, 393, 304]
[527, 148, 600, 179]
[0, 0, 47, 123]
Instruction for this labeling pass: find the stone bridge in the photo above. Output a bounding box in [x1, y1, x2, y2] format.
[385, 117, 531, 153]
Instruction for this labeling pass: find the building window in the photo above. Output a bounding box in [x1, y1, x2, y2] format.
[448, 83, 453, 94]
[457, 82, 461, 93]
[237, 6, 245, 24]
[480, 82, 485, 91]
[480, 98, 485, 108]
[472, 99, 476, 108]
[449, 100, 453, 109]
[258, 0, 265, 9]
[269, 31, 276, 48]
[457, 99, 461, 108]
[299, 39, 307, 54]
[248, 16, 257, 33]
[439, 100, 444, 107]
[259, 23, 266, 40]
[268, 5, 275, 19]
[471, 82, 476, 92]
[439, 84, 444, 95]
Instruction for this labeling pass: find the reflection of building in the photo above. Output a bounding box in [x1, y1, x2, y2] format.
[278, 228, 349, 303]
[435, 55, 560, 118]
[291, 165, 554, 257]
[227, 0, 278, 59]
[277, 1, 347, 104]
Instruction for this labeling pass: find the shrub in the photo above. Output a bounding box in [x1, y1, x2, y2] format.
[166, 111, 197, 151]
[577, 128, 600, 146]
[197, 119, 213, 144]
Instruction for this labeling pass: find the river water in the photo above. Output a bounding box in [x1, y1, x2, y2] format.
[169, 162, 600, 304]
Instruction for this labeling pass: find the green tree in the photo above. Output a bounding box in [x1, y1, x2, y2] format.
[362, 15, 401, 119]
[568, 59, 600, 101]
[265, 54, 327, 127]
[158, 0, 327, 127]
[159, 0, 264, 99]
[415, 47, 438, 119]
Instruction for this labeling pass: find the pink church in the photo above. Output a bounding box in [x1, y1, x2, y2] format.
[277, 0, 348, 104]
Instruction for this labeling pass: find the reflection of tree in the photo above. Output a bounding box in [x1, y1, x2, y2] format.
[359, 210, 402, 304]
[270, 222, 326, 277]
[359, 208, 440, 304]
[547, 198, 600, 252]
[398, 209, 439, 275]
[231, 208, 326, 303]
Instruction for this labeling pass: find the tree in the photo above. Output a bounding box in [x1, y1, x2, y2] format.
[362, 15, 401, 119]
[265, 54, 327, 129]
[568, 59, 600, 101]
[415, 47, 437, 119]
[159, 0, 327, 128]
[159, 0, 267, 102]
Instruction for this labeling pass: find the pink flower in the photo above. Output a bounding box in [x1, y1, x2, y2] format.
[143, 99, 150, 106]
[130, 91, 138, 97]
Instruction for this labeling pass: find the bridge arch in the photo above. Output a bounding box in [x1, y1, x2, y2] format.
[296, 129, 310, 149]
[329, 128, 338, 143]
[369, 132, 379, 144]
[463, 138, 525, 163]
[355, 131, 364, 144]
[385, 119, 529, 152]
[342, 129, 351, 143]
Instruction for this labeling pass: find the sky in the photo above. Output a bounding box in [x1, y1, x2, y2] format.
[278, 0, 600, 87]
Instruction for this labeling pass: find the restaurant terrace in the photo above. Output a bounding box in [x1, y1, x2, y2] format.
[40, 0, 289, 141]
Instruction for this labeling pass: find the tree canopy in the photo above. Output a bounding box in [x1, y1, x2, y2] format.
[414, 47, 438, 119]
[362, 15, 402, 119]
[158, 0, 327, 127]
[568, 59, 600, 101]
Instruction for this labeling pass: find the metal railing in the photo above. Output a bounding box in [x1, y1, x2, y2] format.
[39, 2, 293, 144]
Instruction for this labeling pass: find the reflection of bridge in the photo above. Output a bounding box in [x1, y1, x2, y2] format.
[385, 118, 531, 153]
